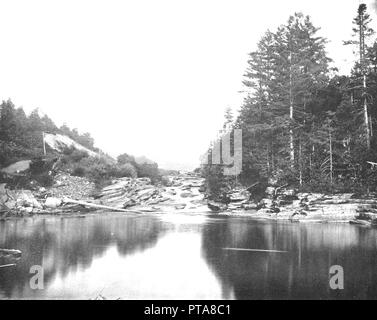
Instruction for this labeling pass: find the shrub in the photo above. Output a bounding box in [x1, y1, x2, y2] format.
[136, 162, 161, 184]
[72, 166, 86, 177]
[202, 164, 229, 200]
[117, 163, 137, 178]
[70, 149, 89, 162]
[33, 172, 54, 187]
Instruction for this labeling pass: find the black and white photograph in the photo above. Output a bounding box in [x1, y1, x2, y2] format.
[1, 0, 377, 308]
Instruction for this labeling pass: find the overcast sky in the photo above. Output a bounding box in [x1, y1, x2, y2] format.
[1, 0, 376, 170]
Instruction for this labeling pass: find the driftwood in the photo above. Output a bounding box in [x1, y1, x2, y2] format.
[62, 198, 143, 214]
[0, 249, 22, 257]
[0, 264, 16, 268]
[222, 248, 287, 253]
[367, 161, 377, 169]
[246, 182, 260, 192]
[311, 199, 377, 205]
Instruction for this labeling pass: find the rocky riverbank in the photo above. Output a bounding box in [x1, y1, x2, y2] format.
[93, 172, 208, 213]
[0, 171, 209, 218]
[1, 170, 377, 226]
[209, 183, 377, 225]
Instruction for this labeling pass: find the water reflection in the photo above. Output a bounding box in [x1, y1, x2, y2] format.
[201, 218, 377, 299]
[0, 214, 167, 299]
[1, 214, 377, 299]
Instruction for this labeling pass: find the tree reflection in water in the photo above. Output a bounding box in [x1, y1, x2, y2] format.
[0, 214, 167, 298]
[201, 218, 377, 299]
[2, 215, 377, 299]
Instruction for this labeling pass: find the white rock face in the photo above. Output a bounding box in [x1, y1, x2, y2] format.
[44, 133, 97, 157]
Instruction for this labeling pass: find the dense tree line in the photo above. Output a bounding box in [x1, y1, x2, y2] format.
[0, 100, 162, 185]
[0, 99, 97, 166]
[204, 5, 377, 195]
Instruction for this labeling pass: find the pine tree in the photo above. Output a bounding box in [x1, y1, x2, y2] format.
[238, 13, 330, 186]
[272, 13, 330, 175]
[344, 3, 375, 149]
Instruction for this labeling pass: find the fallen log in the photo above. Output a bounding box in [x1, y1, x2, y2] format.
[312, 199, 377, 205]
[222, 248, 287, 253]
[0, 264, 16, 268]
[246, 182, 260, 192]
[311, 199, 350, 205]
[62, 198, 143, 214]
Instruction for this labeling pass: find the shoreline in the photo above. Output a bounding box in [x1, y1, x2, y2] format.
[0, 206, 368, 226]
[2, 173, 376, 227]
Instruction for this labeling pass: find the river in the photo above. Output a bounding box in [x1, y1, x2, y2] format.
[1, 213, 377, 299]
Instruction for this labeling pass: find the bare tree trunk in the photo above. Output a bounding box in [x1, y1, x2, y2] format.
[271, 144, 274, 172]
[289, 51, 294, 166]
[359, 10, 371, 149]
[329, 131, 333, 186]
[370, 114, 373, 137]
[364, 75, 371, 149]
[42, 132, 46, 156]
[266, 144, 270, 176]
[299, 140, 303, 186]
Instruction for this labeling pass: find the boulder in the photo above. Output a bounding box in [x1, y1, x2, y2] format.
[45, 197, 63, 208]
[228, 190, 250, 202]
[137, 177, 152, 185]
[278, 188, 297, 197]
[15, 190, 42, 209]
[265, 187, 276, 197]
[180, 192, 195, 198]
[306, 193, 326, 203]
[276, 194, 298, 206]
[4, 199, 16, 210]
[20, 207, 34, 214]
[0, 160, 32, 175]
[228, 202, 243, 210]
[257, 208, 274, 215]
[123, 198, 137, 209]
[291, 209, 308, 218]
[260, 198, 274, 208]
[137, 188, 157, 201]
[0, 183, 8, 206]
[207, 201, 227, 212]
[268, 169, 284, 186]
[276, 199, 293, 206]
[242, 202, 258, 210]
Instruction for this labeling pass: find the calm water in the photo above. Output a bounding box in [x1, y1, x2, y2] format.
[1, 213, 377, 299]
